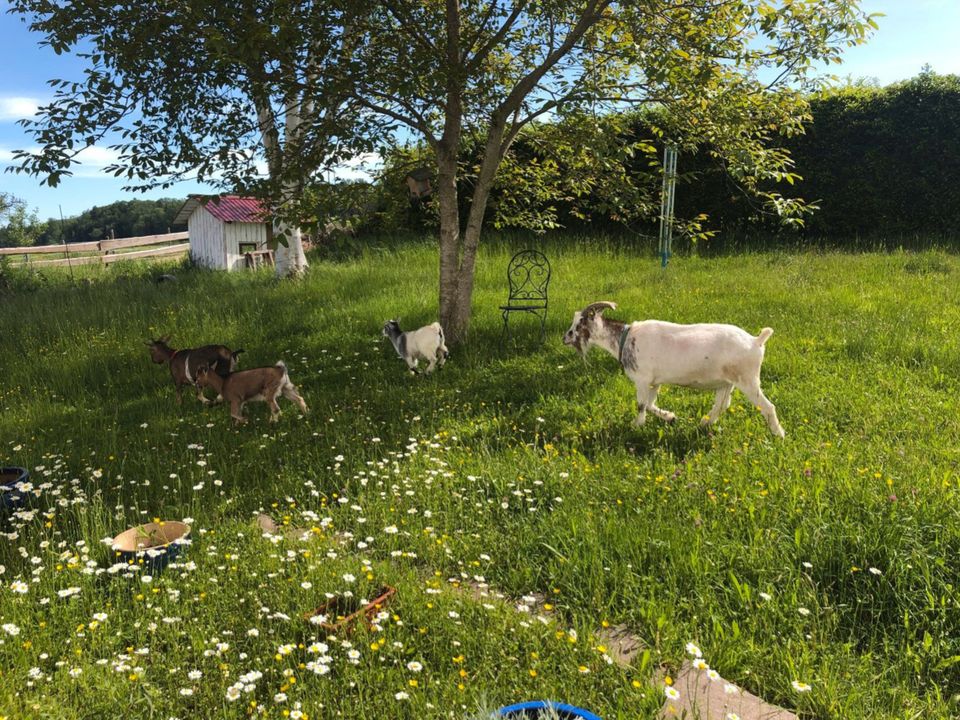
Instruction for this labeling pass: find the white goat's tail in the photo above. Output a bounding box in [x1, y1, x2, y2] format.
[755, 328, 774, 346]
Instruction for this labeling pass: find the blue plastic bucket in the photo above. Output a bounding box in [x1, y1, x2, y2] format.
[0, 466, 30, 511]
[496, 701, 602, 720]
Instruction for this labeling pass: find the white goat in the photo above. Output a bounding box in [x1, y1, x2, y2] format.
[382, 320, 449, 374]
[563, 301, 784, 437]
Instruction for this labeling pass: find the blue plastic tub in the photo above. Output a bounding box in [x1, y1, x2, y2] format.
[496, 701, 602, 720]
[0, 466, 30, 511]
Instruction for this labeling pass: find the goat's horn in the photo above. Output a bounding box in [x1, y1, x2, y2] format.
[583, 301, 617, 315]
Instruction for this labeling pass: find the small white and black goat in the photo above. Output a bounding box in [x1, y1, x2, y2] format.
[563, 301, 785, 437]
[382, 320, 449, 374]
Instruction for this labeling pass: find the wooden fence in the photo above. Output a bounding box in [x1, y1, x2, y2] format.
[0, 231, 189, 267]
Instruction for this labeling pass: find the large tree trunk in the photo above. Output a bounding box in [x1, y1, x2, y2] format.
[274, 222, 308, 277]
[439, 119, 509, 343]
[437, 144, 463, 340]
[274, 176, 309, 278]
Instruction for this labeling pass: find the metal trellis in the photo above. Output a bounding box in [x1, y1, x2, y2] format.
[658, 143, 678, 268]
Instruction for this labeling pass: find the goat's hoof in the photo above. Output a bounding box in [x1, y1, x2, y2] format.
[633, 417, 647, 428]
[663, 413, 677, 424]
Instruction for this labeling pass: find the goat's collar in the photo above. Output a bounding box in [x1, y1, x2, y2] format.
[617, 324, 632, 366]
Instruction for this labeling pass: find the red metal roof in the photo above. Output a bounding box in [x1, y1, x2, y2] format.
[173, 195, 269, 226]
[203, 195, 268, 223]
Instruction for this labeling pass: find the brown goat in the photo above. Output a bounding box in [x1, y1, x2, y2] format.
[146, 336, 243, 405]
[195, 361, 308, 424]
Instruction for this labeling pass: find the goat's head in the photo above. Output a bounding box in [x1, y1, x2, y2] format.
[563, 301, 617, 356]
[194, 364, 213, 388]
[145, 336, 173, 364]
[382, 319, 401, 338]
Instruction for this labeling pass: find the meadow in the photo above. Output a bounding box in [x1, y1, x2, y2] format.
[1, 240, 960, 719]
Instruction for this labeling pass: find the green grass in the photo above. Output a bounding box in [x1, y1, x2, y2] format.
[2, 242, 960, 719]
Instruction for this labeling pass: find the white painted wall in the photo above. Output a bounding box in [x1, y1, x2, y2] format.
[225, 222, 270, 270]
[188, 207, 226, 269]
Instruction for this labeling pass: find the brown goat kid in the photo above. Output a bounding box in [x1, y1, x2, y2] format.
[195, 361, 308, 425]
[147, 337, 243, 405]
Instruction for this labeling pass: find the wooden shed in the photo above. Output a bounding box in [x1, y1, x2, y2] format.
[173, 195, 271, 271]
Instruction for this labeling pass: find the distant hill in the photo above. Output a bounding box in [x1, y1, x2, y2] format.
[38, 198, 185, 245]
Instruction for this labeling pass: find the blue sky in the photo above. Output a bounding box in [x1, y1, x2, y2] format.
[2, 0, 959, 220]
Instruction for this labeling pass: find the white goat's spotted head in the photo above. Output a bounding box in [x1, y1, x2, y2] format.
[563, 301, 617, 356]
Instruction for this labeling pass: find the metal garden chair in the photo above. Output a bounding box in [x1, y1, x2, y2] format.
[499, 249, 551, 348]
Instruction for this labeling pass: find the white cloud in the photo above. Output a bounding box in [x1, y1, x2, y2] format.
[0, 97, 40, 122]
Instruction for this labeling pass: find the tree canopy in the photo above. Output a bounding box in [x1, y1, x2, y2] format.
[11, 1, 876, 334]
[10, 0, 372, 275]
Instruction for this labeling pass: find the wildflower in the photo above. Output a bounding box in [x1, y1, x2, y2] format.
[226, 686, 242, 701]
[759, 592, 771, 601]
[727, 714, 741, 720]
[395, 691, 409, 700]
[11, 581, 28, 594]
[69, 668, 82, 678]
[300, 581, 313, 590]
[685, 642, 703, 658]
[274, 693, 287, 703]
[724, 683, 739, 695]
[179, 688, 194, 696]
[187, 670, 202, 680]
[406, 661, 423, 672]
[869, 567, 882, 575]
[384, 525, 398, 534]
[692, 658, 709, 671]
[797, 607, 811, 617]
[93, 612, 108, 622]
[343, 573, 356, 583]
[707, 669, 720, 682]
[792, 680, 812, 693]
[57, 586, 81, 598]
[664, 686, 680, 701]
[2, 624, 20, 636]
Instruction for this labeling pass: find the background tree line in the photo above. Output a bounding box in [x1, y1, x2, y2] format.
[5, 71, 957, 251]
[0, 197, 183, 247]
[356, 69, 960, 249]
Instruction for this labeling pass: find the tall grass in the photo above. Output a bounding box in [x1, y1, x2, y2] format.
[1, 243, 960, 718]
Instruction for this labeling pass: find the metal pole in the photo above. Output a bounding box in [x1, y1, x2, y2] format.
[658, 143, 678, 268]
